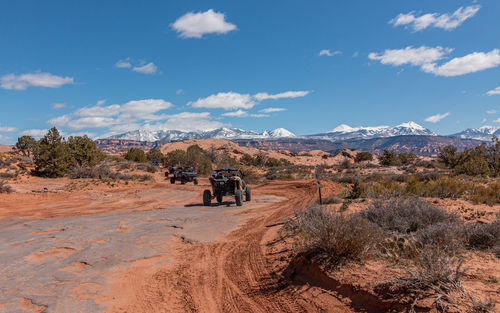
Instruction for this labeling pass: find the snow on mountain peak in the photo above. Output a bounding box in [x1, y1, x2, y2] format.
[269, 128, 296, 137]
[331, 124, 354, 133]
[396, 121, 425, 130]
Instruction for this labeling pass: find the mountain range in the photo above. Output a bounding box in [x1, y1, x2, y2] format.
[104, 122, 499, 142]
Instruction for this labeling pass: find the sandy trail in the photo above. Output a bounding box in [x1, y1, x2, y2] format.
[0, 179, 284, 313]
[107, 180, 346, 313]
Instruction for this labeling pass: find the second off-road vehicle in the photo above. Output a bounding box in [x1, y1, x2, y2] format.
[203, 168, 251, 206]
[167, 166, 199, 185]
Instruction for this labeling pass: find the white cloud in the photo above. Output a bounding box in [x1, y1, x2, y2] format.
[96, 99, 106, 106]
[132, 112, 224, 133]
[48, 99, 174, 130]
[319, 49, 341, 57]
[487, 110, 497, 114]
[222, 110, 248, 117]
[369, 46, 452, 66]
[66, 131, 97, 138]
[494, 118, 500, 123]
[176, 89, 184, 95]
[53, 103, 67, 109]
[259, 107, 286, 113]
[422, 49, 500, 77]
[190, 90, 310, 110]
[115, 59, 132, 68]
[1, 72, 74, 90]
[370, 47, 500, 77]
[0, 124, 17, 132]
[19, 129, 48, 139]
[390, 5, 480, 31]
[132, 62, 158, 75]
[425, 112, 450, 123]
[172, 9, 237, 38]
[248, 112, 267, 117]
[253, 90, 310, 101]
[352, 51, 359, 58]
[487, 86, 500, 96]
[221, 110, 269, 118]
[481, 118, 487, 123]
[0, 134, 11, 143]
[116, 59, 158, 74]
[189, 92, 255, 110]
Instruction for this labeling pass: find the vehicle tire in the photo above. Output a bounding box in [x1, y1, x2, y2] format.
[235, 190, 243, 206]
[245, 186, 251, 202]
[170, 177, 175, 184]
[181, 179, 186, 185]
[216, 194, 223, 204]
[194, 178, 198, 185]
[203, 190, 212, 206]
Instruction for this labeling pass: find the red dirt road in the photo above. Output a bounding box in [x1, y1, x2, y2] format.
[106, 180, 346, 313]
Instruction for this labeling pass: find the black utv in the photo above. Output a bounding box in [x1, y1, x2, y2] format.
[166, 166, 199, 185]
[203, 168, 251, 206]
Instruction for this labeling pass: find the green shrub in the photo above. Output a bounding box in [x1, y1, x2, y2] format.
[15, 135, 37, 157]
[379, 150, 400, 166]
[33, 127, 71, 177]
[439, 140, 500, 177]
[355, 151, 373, 162]
[146, 148, 164, 163]
[240, 153, 256, 166]
[124, 148, 147, 163]
[162, 145, 213, 175]
[67, 135, 105, 167]
[265, 157, 283, 167]
[398, 152, 417, 165]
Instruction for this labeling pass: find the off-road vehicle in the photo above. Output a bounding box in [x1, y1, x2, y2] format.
[203, 168, 251, 206]
[167, 166, 199, 185]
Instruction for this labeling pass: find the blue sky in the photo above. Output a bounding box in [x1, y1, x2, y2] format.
[1, 0, 500, 144]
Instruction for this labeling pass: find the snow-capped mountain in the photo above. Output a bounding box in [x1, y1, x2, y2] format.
[262, 128, 296, 138]
[308, 121, 435, 141]
[106, 127, 296, 141]
[451, 126, 500, 141]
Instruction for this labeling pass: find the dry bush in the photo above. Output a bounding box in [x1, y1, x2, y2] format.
[117, 161, 132, 171]
[330, 174, 358, 184]
[402, 245, 465, 294]
[69, 164, 145, 182]
[466, 221, 500, 251]
[470, 183, 500, 206]
[361, 198, 459, 234]
[406, 176, 467, 199]
[320, 195, 343, 205]
[416, 222, 467, 252]
[265, 165, 312, 181]
[240, 166, 262, 184]
[135, 163, 157, 173]
[0, 172, 17, 179]
[361, 179, 406, 199]
[422, 176, 467, 199]
[284, 205, 382, 267]
[469, 297, 497, 313]
[0, 180, 13, 193]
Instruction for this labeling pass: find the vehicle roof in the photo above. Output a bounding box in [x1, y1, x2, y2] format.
[214, 168, 240, 172]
